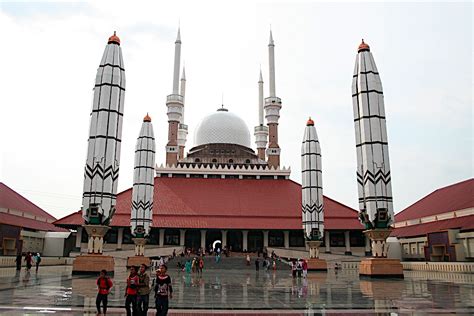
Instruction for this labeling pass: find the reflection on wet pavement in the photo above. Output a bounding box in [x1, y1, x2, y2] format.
[0, 264, 473, 314]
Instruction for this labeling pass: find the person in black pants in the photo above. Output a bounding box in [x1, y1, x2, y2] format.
[96, 269, 113, 315]
[154, 264, 173, 316]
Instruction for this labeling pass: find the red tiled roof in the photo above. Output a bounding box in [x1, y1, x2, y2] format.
[392, 215, 474, 238]
[0, 182, 65, 232]
[54, 177, 363, 230]
[395, 179, 474, 222]
[0, 183, 57, 221]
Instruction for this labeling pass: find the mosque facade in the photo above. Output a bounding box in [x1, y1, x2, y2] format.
[54, 30, 369, 256]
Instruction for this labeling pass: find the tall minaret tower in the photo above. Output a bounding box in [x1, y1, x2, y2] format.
[177, 67, 188, 160]
[254, 70, 268, 161]
[264, 30, 282, 168]
[166, 28, 183, 166]
[81, 32, 125, 253]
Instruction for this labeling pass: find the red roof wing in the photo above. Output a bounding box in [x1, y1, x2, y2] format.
[395, 179, 474, 222]
[392, 215, 474, 238]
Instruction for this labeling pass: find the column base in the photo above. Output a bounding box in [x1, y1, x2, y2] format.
[324, 250, 331, 254]
[359, 258, 404, 278]
[72, 254, 114, 275]
[344, 251, 352, 255]
[127, 256, 151, 268]
[306, 258, 327, 271]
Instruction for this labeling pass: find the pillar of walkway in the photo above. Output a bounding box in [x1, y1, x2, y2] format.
[180, 229, 186, 247]
[344, 231, 352, 255]
[221, 230, 227, 247]
[242, 230, 248, 251]
[159, 229, 165, 247]
[75, 227, 82, 249]
[117, 227, 124, 250]
[325, 231, 331, 253]
[201, 230, 206, 250]
[263, 230, 269, 248]
[284, 230, 290, 249]
[365, 234, 371, 256]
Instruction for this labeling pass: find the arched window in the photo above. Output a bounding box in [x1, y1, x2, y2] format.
[245, 159, 251, 164]
[228, 159, 234, 164]
[212, 159, 217, 163]
[194, 158, 201, 163]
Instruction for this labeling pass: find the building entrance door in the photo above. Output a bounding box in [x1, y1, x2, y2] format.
[248, 231, 263, 252]
[184, 230, 201, 251]
[206, 230, 222, 252]
[227, 230, 242, 252]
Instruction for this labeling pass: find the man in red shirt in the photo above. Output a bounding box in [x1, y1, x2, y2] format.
[96, 269, 113, 314]
[125, 266, 139, 316]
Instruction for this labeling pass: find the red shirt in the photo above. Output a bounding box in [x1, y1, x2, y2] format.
[126, 275, 139, 295]
[97, 277, 113, 295]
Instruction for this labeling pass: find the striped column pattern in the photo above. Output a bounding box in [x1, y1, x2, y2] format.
[352, 40, 393, 229]
[130, 114, 156, 238]
[301, 118, 324, 240]
[82, 32, 126, 225]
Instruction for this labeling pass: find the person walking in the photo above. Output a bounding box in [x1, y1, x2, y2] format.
[96, 269, 113, 315]
[125, 266, 139, 316]
[34, 253, 41, 273]
[137, 264, 150, 316]
[255, 258, 260, 271]
[15, 254, 22, 271]
[25, 252, 33, 271]
[296, 259, 303, 278]
[246, 254, 250, 266]
[291, 260, 297, 278]
[154, 265, 172, 316]
[302, 259, 308, 278]
[198, 257, 204, 275]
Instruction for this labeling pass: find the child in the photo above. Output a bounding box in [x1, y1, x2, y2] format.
[154, 264, 173, 316]
[96, 269, 113, 315]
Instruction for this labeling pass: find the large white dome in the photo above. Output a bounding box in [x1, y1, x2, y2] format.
[194, 108, 251, 148]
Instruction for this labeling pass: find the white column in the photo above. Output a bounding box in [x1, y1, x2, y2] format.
[263, 230, 269, 248]
[344, 231, 351, 255]
[365, 234, 371, 256]
[284, 231, 290, 249]
[201, 230, 206, 250]
[76, 227, 82, 249]
[325, 231, 331, 253]
[117, 227, 124, 250]
[242, 230, 248, 251]
[159, 229, 165, 247]
[221, 230, 227, 247]
[180, 229, 186, 246]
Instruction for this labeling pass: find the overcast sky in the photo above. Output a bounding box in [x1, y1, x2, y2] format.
[0, 1, 472, 220]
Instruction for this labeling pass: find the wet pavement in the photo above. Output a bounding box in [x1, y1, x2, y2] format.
[0, 263, 473, 315]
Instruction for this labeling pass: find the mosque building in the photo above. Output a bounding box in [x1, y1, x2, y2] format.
[54, 30, 369, 256]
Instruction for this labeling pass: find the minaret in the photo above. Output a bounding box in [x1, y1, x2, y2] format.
[352, 40, 393, 230]
[264, 30, 282, 168]
[166, 28, 184, 166]
[130, 114, 155, 257]
[177, 67, 188, 160]
[301, 118, 324, 241]
[254, 70, 269, 161]
[81, 32, 125, 253]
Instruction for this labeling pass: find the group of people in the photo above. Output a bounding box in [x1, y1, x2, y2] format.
[246, 254, 278, 272]
[95, 263, 173, 316]
[177, 256, 204, 274]
[15, 252, 41, 272]
[290, 259, 308, 278]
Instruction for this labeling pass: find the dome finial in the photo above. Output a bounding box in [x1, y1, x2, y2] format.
[358, 38, 370, 52]
[307, 117, 314, 126]
[108, 31, 121, 45]
[144, 113, 151, 122]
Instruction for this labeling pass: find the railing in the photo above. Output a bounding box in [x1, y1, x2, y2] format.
[166, 94, 184, 103]
[0, 256, 74, 267]
[402, 262, 474, 273]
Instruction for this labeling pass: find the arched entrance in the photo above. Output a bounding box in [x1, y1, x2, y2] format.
[206, 230, 222, 251]
[248, 231, 263, 252]
[184, 230, 201, 251]
[227, 230, 242, 252]
[269, 230, 284, 247]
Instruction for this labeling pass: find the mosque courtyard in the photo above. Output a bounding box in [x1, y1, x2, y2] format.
[0, 257, 472, 315]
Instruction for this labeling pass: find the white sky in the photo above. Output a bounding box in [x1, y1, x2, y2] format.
[0, 1, 472, 220]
